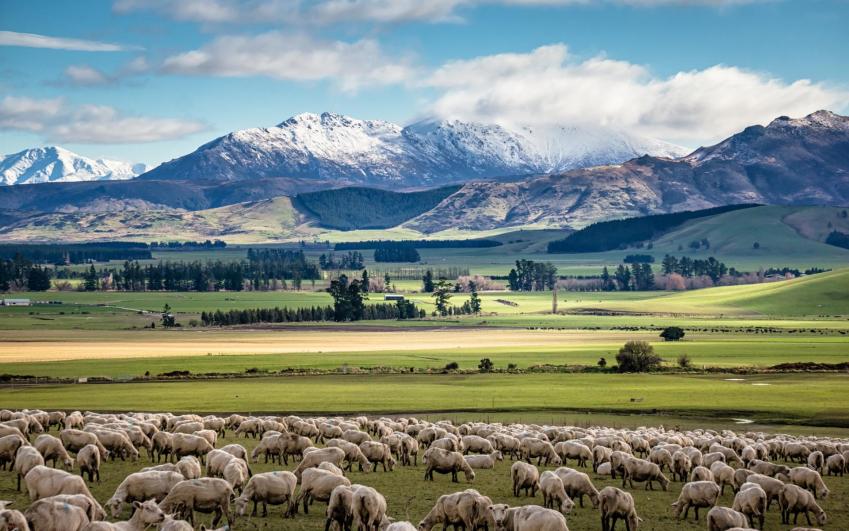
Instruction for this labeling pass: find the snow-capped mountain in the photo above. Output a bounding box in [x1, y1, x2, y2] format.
[0, 146, 145, 186]
[141, 112, 689, 186]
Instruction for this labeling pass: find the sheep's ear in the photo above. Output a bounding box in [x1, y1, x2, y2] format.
[133, 501, 143, 509]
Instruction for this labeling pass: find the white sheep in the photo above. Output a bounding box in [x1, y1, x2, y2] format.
[511, 461, 540, 497]
[234, 470, 297, 517]
[539, 471, 575, 514]
[598, 486, 640, 531]
[671, 481, 720, 521]
[779, 484, 827, 527]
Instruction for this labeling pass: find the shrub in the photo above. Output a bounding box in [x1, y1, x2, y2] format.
[616, 341, 663, 372]
[677, 354, 692, 369]
[597, 357, 607, 368]
[444, 361, 459, 371]
[660, 326, 686, 341]
[507, 363, 518, 370]
[478, 358, 494, 373]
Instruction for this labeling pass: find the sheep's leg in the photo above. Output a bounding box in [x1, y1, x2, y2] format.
[804, 510, 811, 525]
[262, 501, 268, 517]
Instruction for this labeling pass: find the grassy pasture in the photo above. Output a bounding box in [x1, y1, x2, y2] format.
[1, 425, 847, 531]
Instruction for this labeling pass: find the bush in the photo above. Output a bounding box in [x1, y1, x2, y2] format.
[677, 354, 692, 369]
[507, 363, 518, 370]
[660, 326, 686, 341]
[444, 361, 459, 371]
[478, 358, 494, 373]
[597, 357, 607, 368]
[615, 341, 663, 372]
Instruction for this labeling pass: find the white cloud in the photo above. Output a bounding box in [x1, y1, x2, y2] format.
[162, 32, 415, 91]
[0, 31, 140, 52]
[61, 57, 151, 87]
[424, 44, 847, 144]
[64, 65, 111, 86]
[0, 96, 206, 143]
[308, 0, 468, 24]
[113, 0, 299, 23]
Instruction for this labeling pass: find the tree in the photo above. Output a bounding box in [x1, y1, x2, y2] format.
[597, 357, 607, 368]
[384, 272, 391, 292]
[660, 326, 686, 341]
[26, 266, 51, 291]
[361, 270, 370, 292]
[752, 241, 760, 250]
[468, 281, 481, 314]
[677, 354, 692, 369]
[327, 274, 368, 321]
[422, 270, 434, 293]
[615, 341, 663, 372]
[507, 268, 519, 291]
[83, 265, 99, 291]
[161, 303, 177, 328]
[432, 280, 453, 316]
[478, 358, 494, 373]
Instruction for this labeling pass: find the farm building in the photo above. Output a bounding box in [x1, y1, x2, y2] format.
[1, 298, 30, 306]
[384, 294, 405, 301]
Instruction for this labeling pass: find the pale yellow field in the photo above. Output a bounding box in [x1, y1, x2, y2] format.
[0, 328, 641, 363]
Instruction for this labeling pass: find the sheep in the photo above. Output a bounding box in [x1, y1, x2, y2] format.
[158, 478, 234, 528]
[29, 493, 106, 523]
[732, 483, 766, 530]
[351, 485, 388, 531]
[85, 499, 165, 530]
[386, 522, 417, 531]
[788, 467, 830, 499]
[279, 433, 312, 465]
[706, 506, 749, 531]
[430, 437, 462, 453]
[31, 434, 74, 471]
[23, 498, 90, 531]
[0, 502, 28, 531]
[521, 438, 562, 467]
[325, 484, 357, 531]
[671, 451, 692, 482]
[745, 474, 784, 509]
[292, 467, 351, 516]
[77, 443, 101, 483]
[151, 432, 173, 463]
[540, 471, 575, 515]
[12, 446, 43, 491]
[464, 451, 503, 469]
[342, 430, 371, 445]
[24, 465, 95, 502]
[400, 435, 420, 466]
[157, 515, 194, 531]
[461, 435, 495, 454]
[293, 447, 346, 480]
[648, 448, 673, 472]
[192, 429, 217, 448]
[206, 449, 235, 477]
[418, 489, 492, 531]
[807, 451, 824, 473]
[598, 486, 640, 531]
[779, 484, 827, 527]
[553, 468, 600, 509]
[359, 441, 395, 472]
[222, 457, 250, 494]
[710, 462, 736, 495]
[825, 453, 844, 476]
[423, 447, 475, 483]
[690, 465, 714, 482]
[488, 504, 569, 531]
[622, 457, 670, 491]
[170, 434, 213, 464]
[703, 452, 727, 468]
[234, 471, 297, 517]
[91, 429, 139, 462]
[597, 463, 612, 476]
[251, 434, 284, 464]
[785, 443, 811, 463]
[511, 461, 540, 497]
[173, 421, 204, 435]
[554, 441, 592, 467]
[490, 433, 522, 460]
[219, 443, 249, 461]
[748, 459, 789, 478]
[59, 430, 108, 461]
[0, 435, 27, 472]
[671, 481, 720, 521]
[176, 456, 201, 480]
[105, 471, 185, 518]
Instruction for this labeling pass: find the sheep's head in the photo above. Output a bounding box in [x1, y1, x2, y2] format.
[494, 451, 503, 462]
[106, 498, 123, 519]
[134, 500, 165, 526]
[464, 467, 476, 482]
[559, 496, 574, 515]
[63, 456, 75, 470]
[234, 495, 248, 516]
[487, 504, 509, 530]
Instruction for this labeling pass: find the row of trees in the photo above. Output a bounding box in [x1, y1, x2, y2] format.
[318, 252, 365, 270]
[659, 255, 731, 282]
[200, 300, 424, 326]
[374, 247, 420, 263]
[600, 263, 656, 291]
[0, 255, 52, 291]
[507, 260, 558, 291]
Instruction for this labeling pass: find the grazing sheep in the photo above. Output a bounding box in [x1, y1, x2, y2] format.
[418, 489, 491, 531]
[293, 447, 346, 480]
[105, 470, 184, 518]
[745, 474, 784, 510]
[423, 448, 475, 483]
[464, 451, 503, 469]
[151, 432, 173, 463]
[359, 441, 395, 472]
[784, 443, 811, 463]
[85, 499, 165, 530]
[23, 498, 90, 531]
[24, 465, 95, 502]
[671, 481, 720, 521]
[77, 444, 101, 483]
[671, 451, 692, 482]
[554, 441, 592, 467]
[511, 461, 540, 497]
[825, 453, 844, 476]
[170, 434, 213, 464]
[598, 486, 640, 531]
[733, 469, 755, 492]
[157, 515, 193, 531]
[648, 448, 673, 472]
[176, 456, 201, 480]
[788, 467, 830, 499]
[292, 468, 351, 515]
[0, 503, 28, 531]
[690, 465, 714, 482]
[706, 506, 749, 531]
[488, 504, 569, 531]
[521, 438, 562, 467]
[325, 485, 357, 531]
[32, 434, 74, 470]
[710, 462, 736, 495]
[59, 430, 108, 461]
[732, 483, 766, 530]
[540, 471, 575, 514]
[622, 457, 670, 491]
[0, 435, 27, 472]
[158, 477, 234, 528]
[592, 446, 612, 473]
[12, 446, 43, 491]
[234, 471, 297, 517]
[553, 468, 600, 509]
[342, 430, 371, 446]
[748, 459, 790, 478]
[703, 452, 727, 468]
[807, 451, 824, 473]
[219, 443, 249, 461]
[351, 485, 388, 531]
[91, 429, 139, 462]
[222, 457, 250, 494]
[30, 493, 105, 522]
[462, 435, 495, 455]
[779, 484, 827, 527]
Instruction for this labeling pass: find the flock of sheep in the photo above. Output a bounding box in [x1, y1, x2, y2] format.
[0, 408, 846, 531]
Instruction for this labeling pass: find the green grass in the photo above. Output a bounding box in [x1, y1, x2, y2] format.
[3, 373, 849, 426]
[2, 426, 847, 531]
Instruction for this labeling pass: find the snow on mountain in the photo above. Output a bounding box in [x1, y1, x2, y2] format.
[141, 112, 690, 187]
[0, 146, 145, 186]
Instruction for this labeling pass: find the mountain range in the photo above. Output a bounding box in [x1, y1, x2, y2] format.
[0, 146, 145, 186]
[0, 110, 847, 242]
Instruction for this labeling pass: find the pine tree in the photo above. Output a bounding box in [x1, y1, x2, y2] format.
[468, 281, 481, 314]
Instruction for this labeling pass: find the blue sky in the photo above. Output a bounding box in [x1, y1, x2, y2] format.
[1, 0, 847, 167]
